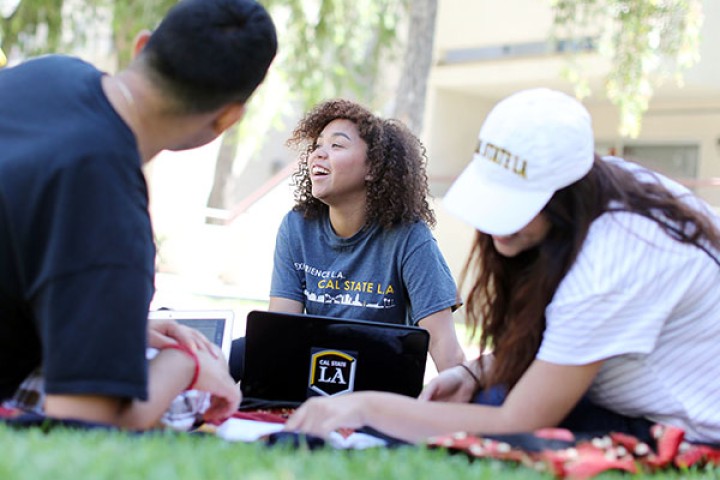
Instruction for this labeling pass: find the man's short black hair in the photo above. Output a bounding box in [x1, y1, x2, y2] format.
[141, 0, 277, 113]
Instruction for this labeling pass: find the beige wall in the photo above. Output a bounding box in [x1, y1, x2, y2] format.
[435, 0, 554, 49]
[424, 89, 490, 193]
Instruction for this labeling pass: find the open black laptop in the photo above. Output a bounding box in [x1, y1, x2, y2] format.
[241, 310, 429, 407]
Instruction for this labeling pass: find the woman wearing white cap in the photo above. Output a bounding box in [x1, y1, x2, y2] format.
[284, 88, 720, 446]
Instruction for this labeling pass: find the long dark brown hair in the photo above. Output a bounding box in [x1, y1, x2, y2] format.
[286, 99, 435, 229]
[462, 155, 720, 389]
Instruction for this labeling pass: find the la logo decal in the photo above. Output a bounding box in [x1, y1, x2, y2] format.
[308, 348, 357, 396]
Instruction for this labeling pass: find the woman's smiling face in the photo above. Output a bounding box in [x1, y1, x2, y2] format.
[308, 118, 369, 207]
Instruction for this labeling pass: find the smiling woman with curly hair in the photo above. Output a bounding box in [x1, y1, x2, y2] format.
[288, 99, 436, 230]
[228, 99, 465, 381]
[278, 99, 464, 371]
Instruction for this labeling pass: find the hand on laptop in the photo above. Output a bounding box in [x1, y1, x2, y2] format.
[148, 318, 219, 358]
[193, 348, 241, 422]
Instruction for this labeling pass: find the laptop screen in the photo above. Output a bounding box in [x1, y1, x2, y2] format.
[175, 319, 226, 348]
[147, 310, 234, 360]
[242, 310, 429, 405]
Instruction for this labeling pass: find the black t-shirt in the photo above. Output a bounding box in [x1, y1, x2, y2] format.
[0, 55, 155, 401]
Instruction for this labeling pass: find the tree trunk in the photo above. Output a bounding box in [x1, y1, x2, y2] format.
[205, 124, 240, 224]
[392, 0, 438, 136]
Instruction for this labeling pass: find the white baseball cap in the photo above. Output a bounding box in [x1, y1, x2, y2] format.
[443, 88, 594, 236]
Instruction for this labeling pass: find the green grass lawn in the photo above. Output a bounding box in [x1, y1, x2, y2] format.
[1, 425, 718, 480]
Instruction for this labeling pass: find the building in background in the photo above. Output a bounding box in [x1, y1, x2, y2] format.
[148, 0, 720, 326]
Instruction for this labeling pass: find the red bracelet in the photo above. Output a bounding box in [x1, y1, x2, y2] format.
[163, 343, 200, 391]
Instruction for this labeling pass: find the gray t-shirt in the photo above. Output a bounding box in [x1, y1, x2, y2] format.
[271, 210, 458, 325]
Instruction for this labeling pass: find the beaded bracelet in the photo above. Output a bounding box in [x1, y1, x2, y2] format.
[459, 363, 482, 388]
[164, 343, 200, 391]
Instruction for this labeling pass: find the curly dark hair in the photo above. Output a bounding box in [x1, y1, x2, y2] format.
[462, 155, 720, 390]
[286, 99, 436, 229]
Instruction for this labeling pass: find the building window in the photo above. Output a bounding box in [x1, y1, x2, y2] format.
[597, 142, 699, 189]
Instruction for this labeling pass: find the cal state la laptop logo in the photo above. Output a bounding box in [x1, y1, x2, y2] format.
[308, 348, 357, 396]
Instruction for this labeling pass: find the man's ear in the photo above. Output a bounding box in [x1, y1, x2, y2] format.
[213, 103, 247, 135]
[132, 30, 152, 58]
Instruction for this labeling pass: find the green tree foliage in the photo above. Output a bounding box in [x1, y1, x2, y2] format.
[262, 0, 404, 110]
[551, 0, 704, 137]
[1, 0, 405, 102]
[1, 0, 64, 57]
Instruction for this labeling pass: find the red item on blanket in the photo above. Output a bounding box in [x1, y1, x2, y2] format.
[0, 406, 21, 418]
[229, 409, 357, 439]
[231, 409, 293, 424]
[427, 424, 720, 479]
